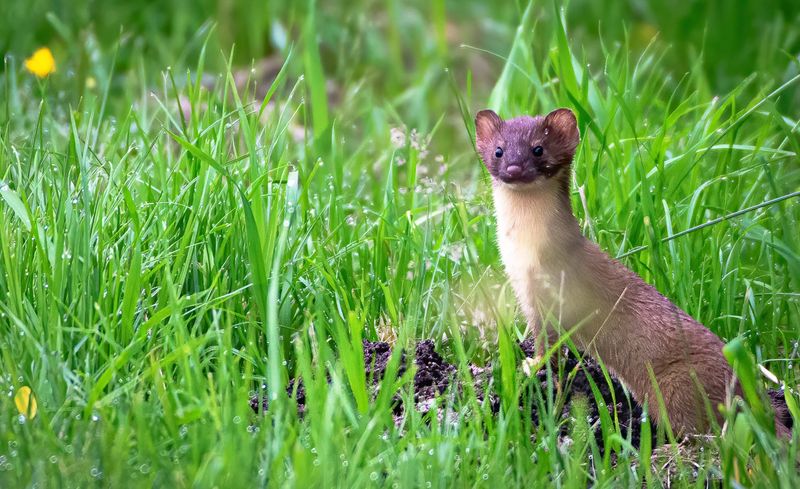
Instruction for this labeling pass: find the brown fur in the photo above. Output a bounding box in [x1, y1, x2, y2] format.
[475, 108, 791, 436]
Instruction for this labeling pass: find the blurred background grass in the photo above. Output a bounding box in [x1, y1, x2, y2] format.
[4, 0, 800, 108]
[2, 0, 800, 486]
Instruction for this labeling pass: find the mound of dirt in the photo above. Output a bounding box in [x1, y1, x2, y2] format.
[519, 339, 650, 450]
[250, 339, 661, 450]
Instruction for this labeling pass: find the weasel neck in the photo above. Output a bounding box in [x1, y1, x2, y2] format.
[492, 182, 583, 255]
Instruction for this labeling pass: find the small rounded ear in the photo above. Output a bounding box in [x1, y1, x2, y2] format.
[544, 108, 579, 151]
[475, 109, 502, 152]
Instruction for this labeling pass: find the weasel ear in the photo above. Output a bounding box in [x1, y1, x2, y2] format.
[475, 109, 501, 152]
[544, 108, 579, 152]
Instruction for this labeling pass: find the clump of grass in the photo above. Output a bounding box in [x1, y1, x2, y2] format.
[1, 0, 799, 486]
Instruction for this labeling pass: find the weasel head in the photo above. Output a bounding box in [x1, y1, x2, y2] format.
[475, 108, 579, 193]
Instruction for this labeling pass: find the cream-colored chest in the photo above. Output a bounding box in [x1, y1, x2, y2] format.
[497, 213, 573, 305]
[492, 186, 598, 327]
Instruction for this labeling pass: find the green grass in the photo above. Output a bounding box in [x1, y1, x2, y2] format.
[1, 0, 799, 486]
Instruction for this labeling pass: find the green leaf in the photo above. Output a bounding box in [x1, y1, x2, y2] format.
[0, 182, 31, 231]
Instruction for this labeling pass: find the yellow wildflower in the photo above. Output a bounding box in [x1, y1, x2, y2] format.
[24, 47, 56, 78]
[14, 386, 38, 419]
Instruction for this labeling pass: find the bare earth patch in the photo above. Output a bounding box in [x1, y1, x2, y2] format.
[250, 339, 659, 450]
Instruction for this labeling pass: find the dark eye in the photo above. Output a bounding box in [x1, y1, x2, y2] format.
[532, 146, 544, 157]
[495, 147, 503, 158]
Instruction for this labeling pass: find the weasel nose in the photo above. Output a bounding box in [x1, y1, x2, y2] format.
[506, 165, 522, 177]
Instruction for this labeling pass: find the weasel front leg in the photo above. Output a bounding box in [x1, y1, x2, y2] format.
[527, 315, 560, 366]
[526, 316, 565, 397]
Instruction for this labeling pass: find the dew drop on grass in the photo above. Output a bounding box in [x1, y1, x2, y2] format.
[482, 474, 488, 480]
[313, 459, 320, 466]
[233, 416, 241, 424]
[370, 472, 378, 481]
[49, 455, 57, 464]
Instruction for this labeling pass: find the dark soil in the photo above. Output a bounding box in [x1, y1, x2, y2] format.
[769, 389, 794, 430]
[518, 338, 650, 451]
[250, 339, 790, 451]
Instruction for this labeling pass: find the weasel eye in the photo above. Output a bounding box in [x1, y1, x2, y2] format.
[495, 147, 503, 158]
[532, 146, 544, 157]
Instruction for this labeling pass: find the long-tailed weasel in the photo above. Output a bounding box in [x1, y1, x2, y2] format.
[475, 107, 791, 436]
